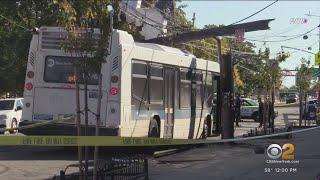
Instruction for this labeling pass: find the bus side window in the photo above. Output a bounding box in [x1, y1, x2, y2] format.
[212, 75, 218, 106]
[204, 72, 213, 109]
[180, 69, 191, 108]
[149, 64, 163, 104]
[195, 71, 203, 108]
[131, 61, 148, 110]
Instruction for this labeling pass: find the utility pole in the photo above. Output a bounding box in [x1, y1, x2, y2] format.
[145, 19, 274, 45]
[147, 19, 273, 138]
[214, 37, 222, 134]
[221, 53, 234, 139]
[192, 13, 196, 28]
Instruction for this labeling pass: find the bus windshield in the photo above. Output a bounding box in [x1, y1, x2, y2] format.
[0, 100, 14, 110]
[44, 56, 99, 85]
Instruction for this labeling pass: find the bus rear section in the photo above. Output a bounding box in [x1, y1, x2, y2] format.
[20, 27, 118, 136]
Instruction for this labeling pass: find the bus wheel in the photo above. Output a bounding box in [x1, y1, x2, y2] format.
[201, 117, 209, 139]
[10, 119, 18, 134]
[149, 118, 160, 138]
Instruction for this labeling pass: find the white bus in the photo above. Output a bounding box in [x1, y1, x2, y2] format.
[20, 27, 220, 139]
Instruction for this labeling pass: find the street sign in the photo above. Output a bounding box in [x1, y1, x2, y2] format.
[315, 52, 320, 66]
[234, 29, 245, 43]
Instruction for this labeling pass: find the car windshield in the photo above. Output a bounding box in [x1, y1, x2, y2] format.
[246, 99, 258, 106]
[0, 100, 15, 110]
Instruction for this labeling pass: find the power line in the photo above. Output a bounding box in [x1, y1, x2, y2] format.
[120, 3, 168, 29]
[246, 25, 319, 43]
[119, 6, 165, 31]
[229, 0, 278, 25]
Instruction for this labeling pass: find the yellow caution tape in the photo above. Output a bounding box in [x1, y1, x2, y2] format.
[0, 126, 319, 146]
[0, 136, 201, 146]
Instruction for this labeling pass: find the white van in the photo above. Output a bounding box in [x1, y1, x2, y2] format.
[0, 98, 23, 133]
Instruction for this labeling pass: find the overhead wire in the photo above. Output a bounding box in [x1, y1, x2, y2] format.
[120, 3, 303, 58]
[229, 0, 279, 25]
[119, 6, 165, 32]
[246, 25, 319, 42]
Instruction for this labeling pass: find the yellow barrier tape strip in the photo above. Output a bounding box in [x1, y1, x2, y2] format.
[0, 136, 200, 146]
[0, 126, 319, 146]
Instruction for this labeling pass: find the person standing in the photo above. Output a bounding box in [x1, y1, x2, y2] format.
[258, 98, 264, 128]
[235, 93, 241, 127]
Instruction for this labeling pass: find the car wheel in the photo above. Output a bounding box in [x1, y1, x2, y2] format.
[9, 119, 18, 134]
[252, 112, 259, 122]
[148, 118, 160, 138]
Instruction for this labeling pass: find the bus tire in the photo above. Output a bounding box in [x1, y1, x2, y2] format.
[149, 117, 160, 138]
[203, 116, 211, 138]
[9, 118, 18, 134]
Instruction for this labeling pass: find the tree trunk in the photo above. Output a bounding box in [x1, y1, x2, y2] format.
[263, 90, 268, 134]
[74, 66, 83, 180]
[271, 84, 275, 133]
[93, 74, 102, 180]
[83, 66, 89, 180]
[304, 92, 307, 126]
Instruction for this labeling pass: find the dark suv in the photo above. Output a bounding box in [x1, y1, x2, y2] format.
[286, 94, 298, 104]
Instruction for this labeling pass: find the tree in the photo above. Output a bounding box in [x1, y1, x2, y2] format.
[52, 0, 114, 179]
[296, 59, 312, 126]
[0, 0, 60, 95]
[296, 60, 312, 92]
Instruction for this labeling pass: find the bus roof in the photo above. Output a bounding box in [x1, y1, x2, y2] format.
[135, 43, 195, 57]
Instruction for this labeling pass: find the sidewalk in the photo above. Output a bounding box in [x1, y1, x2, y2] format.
[208, 119, 260, 140]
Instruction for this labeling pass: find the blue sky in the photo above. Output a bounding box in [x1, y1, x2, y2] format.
[181, 1, 320, 87]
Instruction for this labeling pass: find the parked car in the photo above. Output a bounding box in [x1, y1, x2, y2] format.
[240, 98, 278, 122]
[0, 98, 23, 134]
[240, 98, 260, 122]
[303, 99, 318, 120]
[286, 94, 298, 104]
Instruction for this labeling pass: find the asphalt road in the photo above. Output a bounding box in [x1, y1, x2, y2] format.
[149, 104, 320, 180]
[149, 127, 320, 180]
[0, 104, 318, 180]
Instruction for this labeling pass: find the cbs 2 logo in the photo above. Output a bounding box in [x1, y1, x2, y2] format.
[267, 143, 294, 160]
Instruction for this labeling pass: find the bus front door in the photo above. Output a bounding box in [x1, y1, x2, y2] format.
[164, 68, 175, 138]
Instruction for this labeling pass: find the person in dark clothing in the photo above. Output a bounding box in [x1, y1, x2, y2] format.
[235, 93, 241, 127]
[258, 98, 264, 128]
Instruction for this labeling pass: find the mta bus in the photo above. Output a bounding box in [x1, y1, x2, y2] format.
[20, 27, 220, 139]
